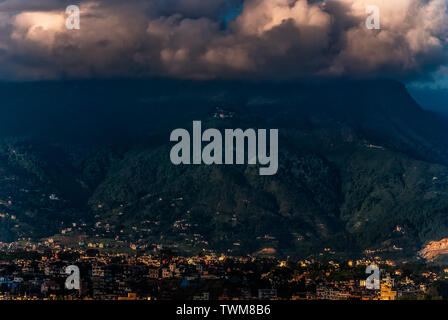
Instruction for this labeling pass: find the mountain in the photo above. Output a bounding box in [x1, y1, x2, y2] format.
[0, 78, 448, 259]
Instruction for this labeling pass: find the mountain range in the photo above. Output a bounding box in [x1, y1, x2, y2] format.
[0, 78, 447, 260]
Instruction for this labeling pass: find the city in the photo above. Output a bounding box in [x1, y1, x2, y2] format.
[0, 240, 446, 301]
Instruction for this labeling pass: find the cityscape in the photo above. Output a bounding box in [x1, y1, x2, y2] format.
[0, 239, 447, 301]
[0, 0, 447, 311]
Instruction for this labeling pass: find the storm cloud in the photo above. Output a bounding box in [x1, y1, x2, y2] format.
[0, 0, 446, 81]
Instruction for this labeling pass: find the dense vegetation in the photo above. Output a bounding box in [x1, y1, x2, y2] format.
[0, 79, 447, 258]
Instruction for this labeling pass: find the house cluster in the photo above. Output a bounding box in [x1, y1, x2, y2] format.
[0, 247, 444, 300]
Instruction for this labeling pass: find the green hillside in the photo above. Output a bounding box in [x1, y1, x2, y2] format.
[0, 79, 447, 259]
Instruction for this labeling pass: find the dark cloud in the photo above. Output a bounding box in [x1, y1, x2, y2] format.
[0, 0, 446, 82]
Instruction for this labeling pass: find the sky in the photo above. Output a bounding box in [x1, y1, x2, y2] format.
[0, 0, 446, 108]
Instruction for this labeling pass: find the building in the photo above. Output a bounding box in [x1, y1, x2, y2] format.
[380, 282, 397, 300]
[258, 289, 277, 300]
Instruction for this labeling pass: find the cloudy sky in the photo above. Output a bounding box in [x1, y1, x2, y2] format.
[0, 0, 447, 107]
